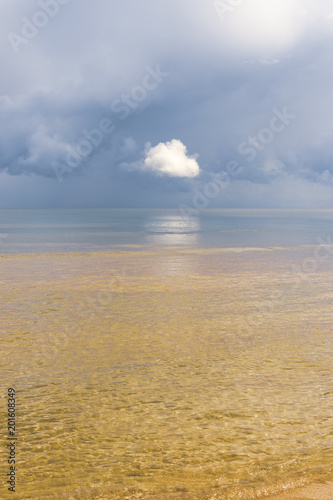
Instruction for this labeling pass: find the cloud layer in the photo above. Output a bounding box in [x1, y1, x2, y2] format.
[1, 0, 333, 207]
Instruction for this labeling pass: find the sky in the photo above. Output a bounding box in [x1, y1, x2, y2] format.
[1, 0, 333, 208]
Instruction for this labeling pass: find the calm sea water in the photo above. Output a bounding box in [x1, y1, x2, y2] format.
[1, 209, 333, 499]
[1, 208, 333, 253]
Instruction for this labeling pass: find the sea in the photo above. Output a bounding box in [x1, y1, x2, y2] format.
[0, 209, 333, 499]
[1, 208, 333, 253]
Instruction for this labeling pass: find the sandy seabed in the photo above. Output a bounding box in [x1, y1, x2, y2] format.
[1, 248, 333, 499]
[270, 481, 333, 499]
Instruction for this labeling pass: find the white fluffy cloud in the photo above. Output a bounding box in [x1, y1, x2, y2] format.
[142, 140, 200, 178]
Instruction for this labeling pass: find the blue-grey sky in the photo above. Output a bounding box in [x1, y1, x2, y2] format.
[1, 0, 333, 208]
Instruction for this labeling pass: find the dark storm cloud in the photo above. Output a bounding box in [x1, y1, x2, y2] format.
[1, 0, 333, 207]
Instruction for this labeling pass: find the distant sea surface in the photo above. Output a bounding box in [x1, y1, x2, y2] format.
[1, 208, 333, 253]
[1, 209, 333, 499]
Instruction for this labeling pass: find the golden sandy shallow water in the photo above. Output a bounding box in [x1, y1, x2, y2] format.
[0, 247, 333, 499]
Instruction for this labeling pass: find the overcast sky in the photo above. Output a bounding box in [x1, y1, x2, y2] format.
[1, 0, 333, 208]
